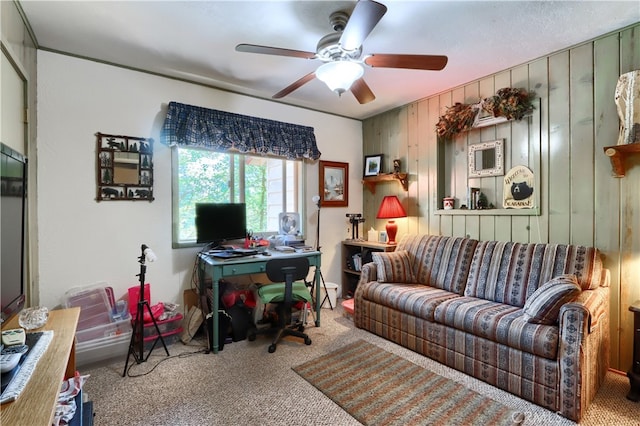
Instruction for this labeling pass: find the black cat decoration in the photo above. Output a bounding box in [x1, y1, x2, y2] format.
[511, 182, 534, 200]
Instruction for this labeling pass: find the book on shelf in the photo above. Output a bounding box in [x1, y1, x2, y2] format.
[467, 187, 480, 210]
[352, 253, 362, 271]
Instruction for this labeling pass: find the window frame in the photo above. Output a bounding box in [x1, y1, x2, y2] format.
[171, 146, 308, 248]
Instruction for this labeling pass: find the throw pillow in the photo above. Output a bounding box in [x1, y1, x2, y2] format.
[523, 275, 581, 325]
[372, 250, 416, 283]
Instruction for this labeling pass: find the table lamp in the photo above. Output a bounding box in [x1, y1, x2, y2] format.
[376, 195, 407, 244]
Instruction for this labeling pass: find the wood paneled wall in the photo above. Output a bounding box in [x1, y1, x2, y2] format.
[363, 24, 640, 371]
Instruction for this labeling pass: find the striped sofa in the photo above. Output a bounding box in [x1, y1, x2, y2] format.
[354, 234, 609, 422]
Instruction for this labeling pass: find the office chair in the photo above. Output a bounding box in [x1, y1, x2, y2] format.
[248, 257, 312, 353]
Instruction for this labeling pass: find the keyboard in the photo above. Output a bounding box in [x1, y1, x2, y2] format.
[210, 249, 258, 259]
[0, 330, 53, 404]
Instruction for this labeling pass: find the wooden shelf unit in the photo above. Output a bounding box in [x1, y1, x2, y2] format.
[342, 240, 395, 299]
[603, 143, 640, 177]
[362, 173, 408, 193]
[436, 98, 541, 216]
[627, 300, 640, 402]
[435, 207, 540, 216]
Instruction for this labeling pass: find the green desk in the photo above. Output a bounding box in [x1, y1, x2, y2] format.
[197, 250, 322, 353]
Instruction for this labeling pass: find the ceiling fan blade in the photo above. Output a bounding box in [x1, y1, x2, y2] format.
[236, 43, 316, 60]
[272, 72, 317, 99]
[350, 78, 375, 104]
[340, 0, 387, 51]
[365, 54, 448, 70]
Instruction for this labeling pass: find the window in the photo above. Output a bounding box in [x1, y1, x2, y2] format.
[172, 147, 302, 246]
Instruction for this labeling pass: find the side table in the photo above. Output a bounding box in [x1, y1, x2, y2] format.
[628, 301, 640, 402]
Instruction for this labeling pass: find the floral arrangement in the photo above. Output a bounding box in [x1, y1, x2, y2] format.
[435, 102, 478, 139]
[482, 88, 536, 120]
[436, 87, 536, 139]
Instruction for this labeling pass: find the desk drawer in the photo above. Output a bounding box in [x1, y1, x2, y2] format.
[222, 263, 266, 276]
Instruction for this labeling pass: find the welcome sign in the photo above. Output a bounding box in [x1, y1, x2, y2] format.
[503, 165, 535, 209]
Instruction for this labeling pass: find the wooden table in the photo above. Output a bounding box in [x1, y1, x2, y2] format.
[1, 307, 80, 425]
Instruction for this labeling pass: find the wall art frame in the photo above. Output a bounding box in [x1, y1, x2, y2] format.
[96, 132, 154, 202]
[319, 160, 348, 207]
[468, 139, 504, 178]
[364, 154, 383, 177]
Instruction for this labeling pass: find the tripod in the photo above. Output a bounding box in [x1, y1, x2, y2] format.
[122, 245, 169, 377]
[310, 196, 333, 310]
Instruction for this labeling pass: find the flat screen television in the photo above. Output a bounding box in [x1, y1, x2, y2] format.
[195, 202, 247, 246]
[1, 143, 27, 324]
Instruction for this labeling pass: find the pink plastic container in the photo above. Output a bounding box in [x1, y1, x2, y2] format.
[128, 283, 150, 317]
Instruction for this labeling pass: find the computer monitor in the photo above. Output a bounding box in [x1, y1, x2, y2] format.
[195, 202, 247, 246]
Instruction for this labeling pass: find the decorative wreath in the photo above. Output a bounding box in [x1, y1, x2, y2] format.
[436, 88, 536, 139]
[435, 102, 479, 139]
[482, 88, 536, 121]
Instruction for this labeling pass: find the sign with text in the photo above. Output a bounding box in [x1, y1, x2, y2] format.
[503, 165, 535, 209]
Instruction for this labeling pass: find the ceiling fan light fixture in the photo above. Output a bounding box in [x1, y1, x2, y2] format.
[316, 61, 364, 95]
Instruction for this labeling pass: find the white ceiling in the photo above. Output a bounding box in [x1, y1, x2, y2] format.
[18, 1, 640, 120]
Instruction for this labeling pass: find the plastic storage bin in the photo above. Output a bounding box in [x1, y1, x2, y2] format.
[75, 315, 132, 343]
[128, 283, 151, 317]
[143, 313, 183, 338]
[76, 329, 132, 367]
[65, 283, 135, 367]
[143, 327, 183, 351]
[65, 284, 112, 330]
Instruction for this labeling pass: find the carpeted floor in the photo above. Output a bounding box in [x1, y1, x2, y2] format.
[82, 304, 639, 425]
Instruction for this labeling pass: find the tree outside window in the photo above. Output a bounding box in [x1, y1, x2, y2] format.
[173, 147, 300, 245]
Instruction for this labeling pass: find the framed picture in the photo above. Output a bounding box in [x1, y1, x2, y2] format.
[364, 154, 383, 177]
[319, 160, 348, 207]
[468, 139, 504, 178]
[378, 230, 388, 243]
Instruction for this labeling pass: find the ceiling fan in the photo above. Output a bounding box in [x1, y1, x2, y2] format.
[236, 0, 448, 104]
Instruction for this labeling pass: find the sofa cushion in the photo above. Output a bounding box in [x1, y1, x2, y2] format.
[357, 281, 461, 321]
[397, 235, 477, 294]
[433, 296, 559, 359]
[464, 241, 602, 307]
[372, 250, 416, 283]
[523, 275, 581, 325]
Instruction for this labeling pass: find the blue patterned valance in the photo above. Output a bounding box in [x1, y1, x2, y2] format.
[160, 101, 321, 160]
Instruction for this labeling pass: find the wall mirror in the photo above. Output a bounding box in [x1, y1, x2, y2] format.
[96, 132, 154, 201]
[468, 139, 504, 178]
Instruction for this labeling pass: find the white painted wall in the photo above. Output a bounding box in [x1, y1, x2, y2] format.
[36, 51, 362, 309]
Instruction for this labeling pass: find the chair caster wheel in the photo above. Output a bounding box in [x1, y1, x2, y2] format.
[268, 344, 277, 353]
[298, 325, 305, 332]
[304, 337, 312, 345]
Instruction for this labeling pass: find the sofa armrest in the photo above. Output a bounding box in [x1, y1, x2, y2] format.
[358, 262, 377, 287]
[572, 286, 609, 332]
[556, 284, 610, 422]
[353, 262, 377, 328]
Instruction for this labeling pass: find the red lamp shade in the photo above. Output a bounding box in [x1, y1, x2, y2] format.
[376, 196, 407, 244]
